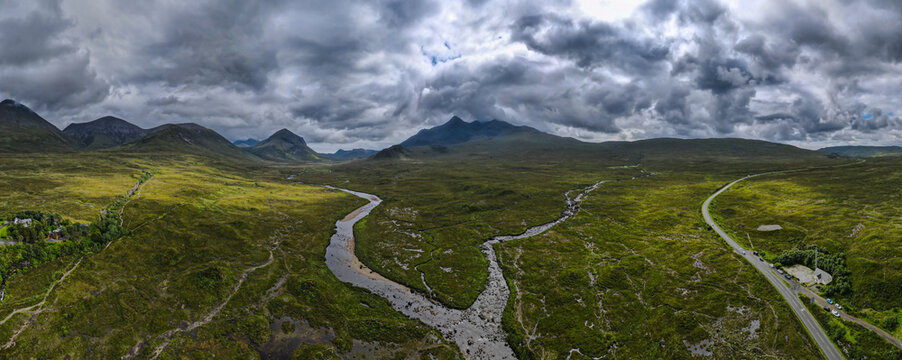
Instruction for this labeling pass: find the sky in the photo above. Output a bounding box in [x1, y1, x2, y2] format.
[1, 0, 901, 152]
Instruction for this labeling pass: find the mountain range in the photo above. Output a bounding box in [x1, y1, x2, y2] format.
[0, 98, 847, 163]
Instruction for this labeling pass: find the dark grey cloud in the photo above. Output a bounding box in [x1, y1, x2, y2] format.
[511, 14, 669, 72]
[0, 0, 108, 110]
[0, 0, 899, 150]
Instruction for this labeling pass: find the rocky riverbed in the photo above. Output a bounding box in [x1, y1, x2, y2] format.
[322, 181, 609, 359]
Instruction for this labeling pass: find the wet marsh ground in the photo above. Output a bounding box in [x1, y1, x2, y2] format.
[2, 146, 883, 359]
[0, 153, 459, 359]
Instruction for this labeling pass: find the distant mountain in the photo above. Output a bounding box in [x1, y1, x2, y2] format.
[0, 99, 71, 152]
[400, 116, 542, 147]
[63, 116, 147, 149]
[614, 138, 824, 159]
[233, 138, 259, 148]
[370, 144, 452, 161]
[326, 148, 378, 161]
[248, 129, 322, 162]
[367, 116, 583, 161]
[121, 123, 258, 161]
[818, 145, 902, 158]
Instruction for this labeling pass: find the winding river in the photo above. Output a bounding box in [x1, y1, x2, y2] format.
[322, 181, 609, 359]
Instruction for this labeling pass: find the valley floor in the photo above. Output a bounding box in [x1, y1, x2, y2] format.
[0, 151, 899, 359]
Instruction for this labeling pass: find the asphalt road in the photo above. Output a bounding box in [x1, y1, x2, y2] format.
[702, 174, 844, 360]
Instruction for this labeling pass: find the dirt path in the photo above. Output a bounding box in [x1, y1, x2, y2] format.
[0, 174, 152, 350]
[0, 257, 82, 349]
[131, 250, 277, 360]
[124, 218, 295, 360]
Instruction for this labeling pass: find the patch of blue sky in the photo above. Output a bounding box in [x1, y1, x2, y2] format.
[861, 114, 873, 119]
[421, 42, 462, 66]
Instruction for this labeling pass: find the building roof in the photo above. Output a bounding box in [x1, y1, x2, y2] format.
[814, 268, 833, 285]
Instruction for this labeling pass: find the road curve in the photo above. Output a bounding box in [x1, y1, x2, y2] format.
[702, 174, 844, 360]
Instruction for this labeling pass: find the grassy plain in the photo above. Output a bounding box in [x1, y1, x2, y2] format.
[0, 140, 873, 359]
[713, 158, 902, 341]
[293, 141, 846, 358]
[496, 163, 832, 359]
[0, 153, 459, 359]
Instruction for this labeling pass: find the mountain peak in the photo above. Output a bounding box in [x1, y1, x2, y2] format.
[248, 128, 319, 162]
[0, 99, 32, 112]
[0, 99, 71, 152]
[447, 116, 465, 125]
[399, 116, 537, 147]
[268, 128, 306, 145]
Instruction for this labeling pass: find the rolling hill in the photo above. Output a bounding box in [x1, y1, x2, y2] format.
[0, 99, 71, 152]
[614, 137, 826, 158]
[818, 145, 902, 158]
[119, 123, 259, 161]
[63, 116, 147, 149]
[247, 128, 322, 162]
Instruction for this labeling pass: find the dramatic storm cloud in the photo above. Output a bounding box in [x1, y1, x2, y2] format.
[1, 0, 900, 150]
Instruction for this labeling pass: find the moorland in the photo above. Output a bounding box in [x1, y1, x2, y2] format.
[1, 98, 900, 359]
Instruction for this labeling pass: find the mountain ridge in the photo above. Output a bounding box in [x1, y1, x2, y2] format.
[63, 116, 148, 149]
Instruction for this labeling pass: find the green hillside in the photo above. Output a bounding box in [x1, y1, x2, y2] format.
[0, 99, 71, 152]
[248, 129, 323, 162]
[118, 123, 260, 162]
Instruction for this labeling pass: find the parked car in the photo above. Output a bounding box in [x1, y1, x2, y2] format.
[753, 251, 759, 256]
[823, 306, 830, 311]
[836, 304, 842, 310]
[832, 309, 840, 317]
[826, 298, 833, 304]
[769, 263, 774, 268]
[759, 257, 764, 262]
[777, 269, 784, 274]
[783, 274, 791, 280]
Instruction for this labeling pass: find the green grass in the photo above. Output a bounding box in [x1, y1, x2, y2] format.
[0, 153, 460, 359]
[496, 168, 822, 358]
[0, 139, 864, 359]
[713, 158, 902, 340]
[801, 294, 902, 359]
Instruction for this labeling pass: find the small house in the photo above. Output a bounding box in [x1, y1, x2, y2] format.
[814, 268, 833, 285]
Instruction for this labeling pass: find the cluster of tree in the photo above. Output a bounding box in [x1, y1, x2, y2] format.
[773, 245, 852, 296]
[0, 211, 123, 279]
[2, 211, 86, 244]
[0, 172, 152, 282]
